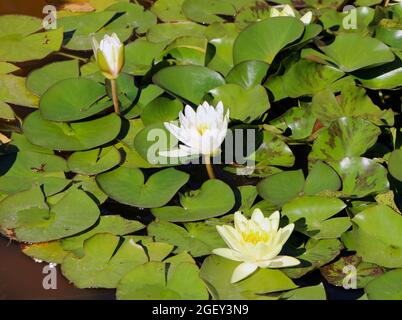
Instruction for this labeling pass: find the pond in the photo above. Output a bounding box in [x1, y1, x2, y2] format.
[0, 0, 401, 301]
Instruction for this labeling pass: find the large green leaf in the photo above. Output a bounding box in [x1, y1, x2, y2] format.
[283, 239, 342, 279]
[257, 170, 305, 206]
[304, 161, 341, 196]
[330, 157, 389, 198]
[0, 151, 69, 195]
[0, 186, 100, 243]
[320, 255, 385, 289]
[148, 220, 225, 257]
[67, 146, 121, 175]
[117, 258, 208, 300]
[141, 97, 182, 126]
[280, 283, 327, 300]
[233, 17, 305, 64]
[40, 78, 112, 122]
[389, 149, 402, 181]
[153, 65, 225, 104]
[320, 33, 395, 72]
[282, 196, 349, 239]
[309, 117, 381, 162]
[365, 269, 402, 300]
[26, 60, 80, 96]
[151, 179, 235, 221]
[61, 234, 148, 288]
[147, 21, 206, 43]
[0, 15, 63, 62]
[151, 0, 188, 22]
[0, 74, 38, 108]
[210, 84, 270, 122]
[226, 60, 269, 89]
[342, 205, 402, 268]
[23, 111, 121, 151]
[200, 255, 297, 300]
[96, 166, 189, 208]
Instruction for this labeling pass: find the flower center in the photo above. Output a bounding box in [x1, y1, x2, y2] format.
[242, 230, 269, 244]
[196, 124, 210, 135]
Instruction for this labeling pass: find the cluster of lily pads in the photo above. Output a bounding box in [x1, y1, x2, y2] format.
[0, 0, 401, 300]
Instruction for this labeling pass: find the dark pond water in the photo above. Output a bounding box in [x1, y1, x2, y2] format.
[0, 0, 365, 300]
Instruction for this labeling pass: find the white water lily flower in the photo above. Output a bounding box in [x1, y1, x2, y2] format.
[91, 33, 125, 80]
[213, 209, 299, 283]
[270, 5, 313, 25]
[160, 101, 229, 158]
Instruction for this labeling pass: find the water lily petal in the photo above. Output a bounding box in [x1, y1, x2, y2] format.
[216, 225, 244, 252]
[231, 262, 258, 283]
[300, 11, 312, 25]
[261, 256, 300, 268]
[212, 248, 244, 261]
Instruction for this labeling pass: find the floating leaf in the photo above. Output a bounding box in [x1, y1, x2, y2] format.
[233, 17, 305, 64]
[320, 255, 385, 288]
[40, 78, 112, 122]
[153, 65, 225, 104]
[0, 74, 38, 108]
[22, 241, 69, 264]
[365, 269, 402, 300]
[280, 283, 327, 300]
[23, 111, 121, 151]
[26, 60, 80, 96]
[151, 179, 235, 221]
[304, 161, 341, 196]
[210, 84, 270, 122]
[226, 60, 269, 89]
[320, 33, 395, 72]
[388, 149, 402, 182]
[141, 97, 182, 126]
[342, 205, 402, 268]
[282, 196, 349, 239]
[96, 166, 189, 208]
[62, 234, 148, 288]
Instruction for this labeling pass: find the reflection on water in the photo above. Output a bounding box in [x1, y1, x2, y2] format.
[0, 0, 48, 17]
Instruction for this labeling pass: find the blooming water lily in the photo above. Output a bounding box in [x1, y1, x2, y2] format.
[161, 101, 229, 179]
[213, 209, 299, 283]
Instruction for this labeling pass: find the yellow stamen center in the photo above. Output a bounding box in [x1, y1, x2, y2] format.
[242, 231, 269, 244]
[197, 124, 209, 135]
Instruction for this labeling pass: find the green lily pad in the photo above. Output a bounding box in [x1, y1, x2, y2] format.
[309, 117, 381, 162]
[200, 255, 297, 300]
[330, 157, 389, 198]
[233, 17, 305, 64]
[365, 269, 402, 300]
[164, 36, 208, 66]
[311, 84, 394, 126]
[26, 60, 80, 96]
[304, 161, 341, 196]
[265, 59, 345, 101]
[61, 233, 148, 288]
[151, 0, 188, 22]
[320, 255, 385, 289]
[282, 196, 349, 239]
[124, 84, 164, 119]
[0, 150, 69, 195]
[283, 239, 342, 279]
[147, 22, 206, 43]
[22, 241, 69, 264]
[124, 38, 166, 76]
[257, 170, 305, 206]
[40, 78, 112, 122]
[280, 283, 327, 300]
[67, 146, 121, 175]
[117, 260, 208, 300]
[0, 74, 39, 108]
[342, 205, 402, 268]
[151, 179, 235, 221]
[210, 84, 270, 122]
[96, 166, 189, 208]
[389, 149, 402, 182]
[226, 60, 269, 89]
[0, 186, 100, 243]
[0, 15, 63, 62]
[148, 220, 225, 257]
[320, 33, 395, 72]
[153, 65, 225, 104]
[141, 97, 183, 126]
[23, 111, 121, 151]
[61, 215, 144, 254]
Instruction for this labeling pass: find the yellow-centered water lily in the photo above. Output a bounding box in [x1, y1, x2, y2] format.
[270, 4, 313, 25]
[213, 209, 299, 283]
[91, 33, 125, 80]
[160, 101, 229, 158]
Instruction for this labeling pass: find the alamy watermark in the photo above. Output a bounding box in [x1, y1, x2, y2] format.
[42, 5, 57, 30]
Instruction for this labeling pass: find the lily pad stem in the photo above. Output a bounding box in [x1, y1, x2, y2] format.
[204, 155, 215, 179]
[111, 79, 120, 114]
